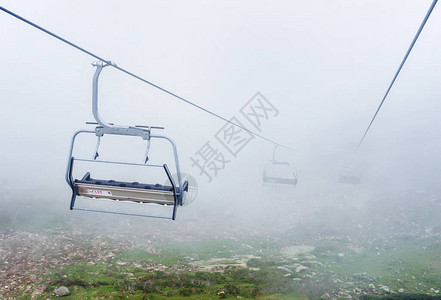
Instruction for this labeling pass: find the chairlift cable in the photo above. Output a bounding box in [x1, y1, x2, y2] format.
[0, 6, 296, 152]
[355, 0, 438, 153]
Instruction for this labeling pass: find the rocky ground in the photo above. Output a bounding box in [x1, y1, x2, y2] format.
[0, 229, 123, 298]
[1, 188, 441, 299]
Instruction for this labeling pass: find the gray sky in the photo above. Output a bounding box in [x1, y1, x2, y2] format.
[1, 1, 440, 212]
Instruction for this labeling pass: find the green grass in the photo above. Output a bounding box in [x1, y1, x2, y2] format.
[305, 237, 441, 296]
[9, 233, 441, 299]
[34, 261, 307, 299]
[360, 294, 441, 300]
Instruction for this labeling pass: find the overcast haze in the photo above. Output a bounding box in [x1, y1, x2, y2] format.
[1, 0, 441, 223]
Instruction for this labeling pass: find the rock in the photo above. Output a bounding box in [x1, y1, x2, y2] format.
[54, 286, 70, 296]
[301, 260, 323, 266]
[277, 266, 292, 273]
[338, 291, 352, 298]
[379, 285, 390, 293]
[295, 265, 309, 273]
[399, 288, 404, 293]
[322, 292, 331, 298]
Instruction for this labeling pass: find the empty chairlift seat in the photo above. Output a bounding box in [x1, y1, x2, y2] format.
[263, 161, 298, 186]
[66, 61, 189, 220]
[74, 172, 178, 205]
[262, 145, 298, 187]
[338, 167, 361, 184]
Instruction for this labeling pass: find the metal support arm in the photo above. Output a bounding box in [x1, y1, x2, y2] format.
[92, 61, 150, 140]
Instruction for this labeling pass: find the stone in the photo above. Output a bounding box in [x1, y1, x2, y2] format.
[295, 265, 309, 273]
[380, 285, 390, 293]
[277, 266, 292, 273]
[54, 286, 70, 296]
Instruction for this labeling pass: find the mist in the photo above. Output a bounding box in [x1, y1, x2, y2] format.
[1, 0, 441, 298]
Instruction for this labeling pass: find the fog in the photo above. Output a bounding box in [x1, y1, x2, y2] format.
[1, 0, 441, 278]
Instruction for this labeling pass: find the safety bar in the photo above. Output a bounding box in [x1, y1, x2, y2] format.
[163, 164, 178, 220]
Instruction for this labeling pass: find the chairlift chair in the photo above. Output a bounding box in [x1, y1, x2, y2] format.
[66, 61, 188, 220]
[262, 145, 298, 187]
[338, 167, 361, 185]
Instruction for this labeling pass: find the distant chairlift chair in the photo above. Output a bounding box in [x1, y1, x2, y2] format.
[338, 167, 361, 185]
[66, 61, 188, 220]
[262, 145, 298, 187]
